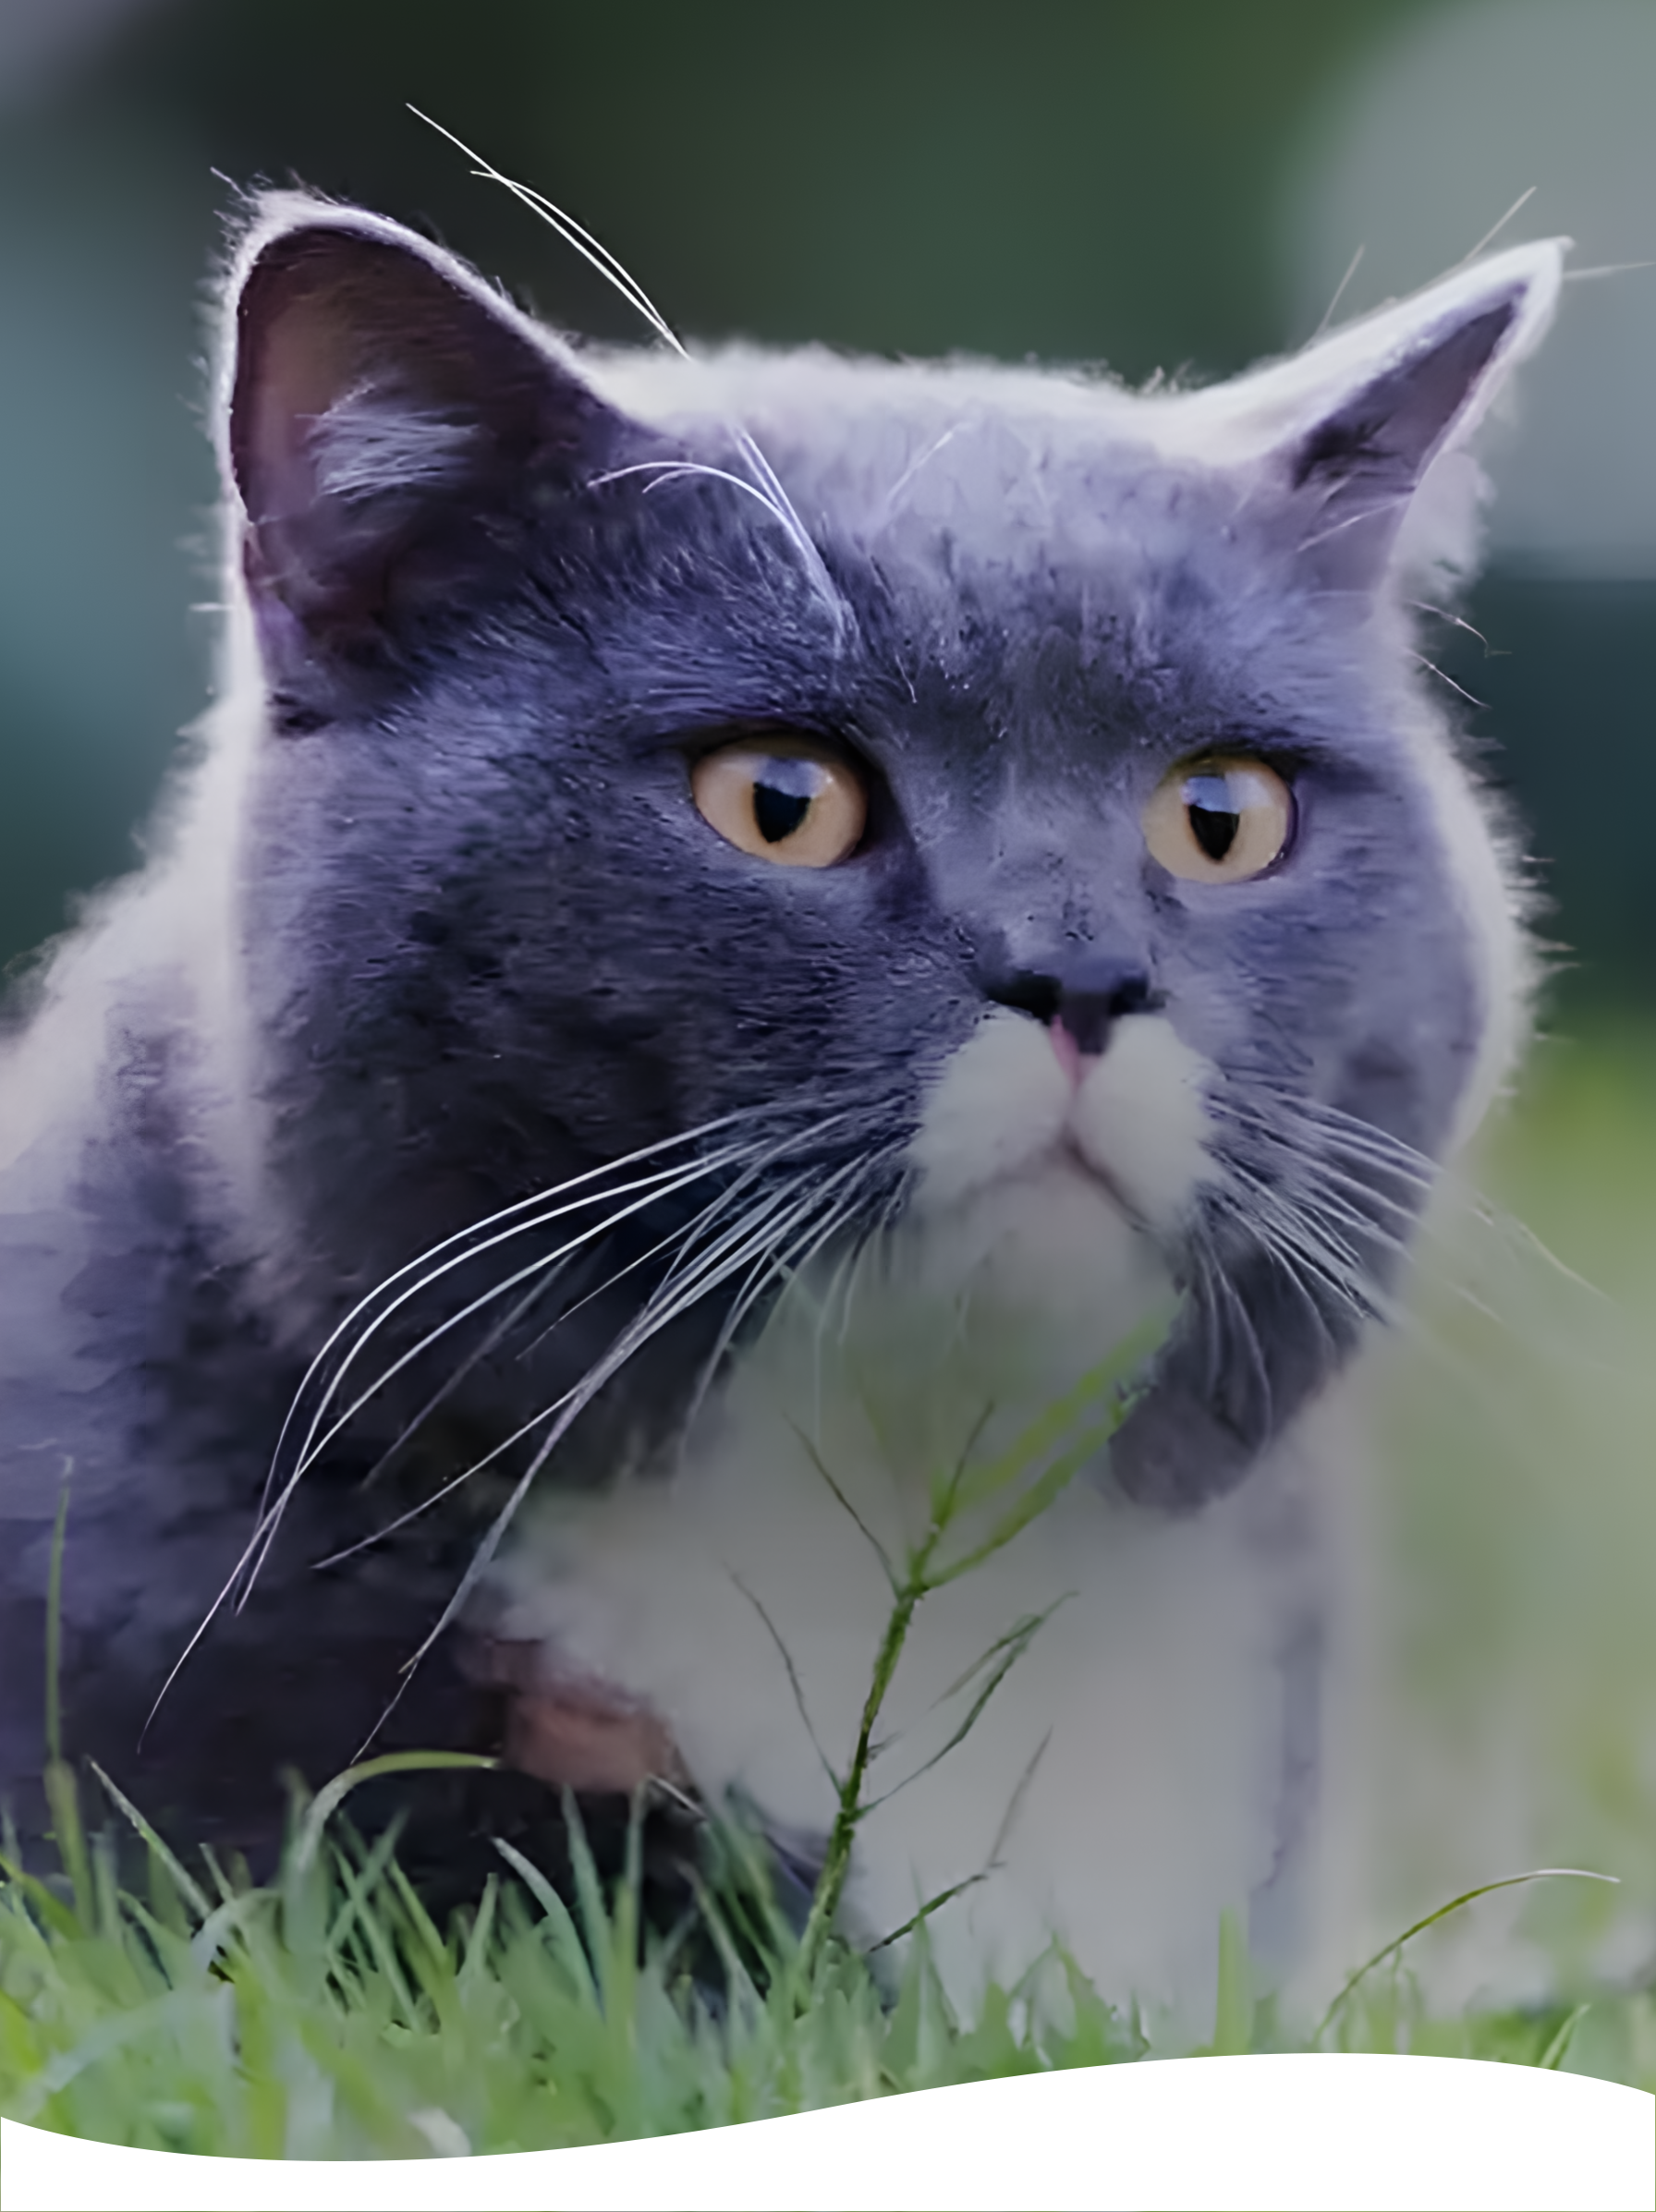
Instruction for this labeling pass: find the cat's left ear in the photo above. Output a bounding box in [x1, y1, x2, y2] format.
[1177, 240, 1565, 589]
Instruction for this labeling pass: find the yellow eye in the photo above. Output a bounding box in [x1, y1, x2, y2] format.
[690, 737, 868, 869]
[1141, 755, 1294, 884]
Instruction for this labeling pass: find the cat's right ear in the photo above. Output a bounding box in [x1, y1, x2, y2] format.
[223, 196, 640, 690]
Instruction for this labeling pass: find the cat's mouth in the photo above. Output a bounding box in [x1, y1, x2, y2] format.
[910, 1006, 1215, 1237]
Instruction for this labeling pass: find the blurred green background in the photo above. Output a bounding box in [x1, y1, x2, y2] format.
[1, 0, 1653, 1002]
[0, 0, 1650, 2001]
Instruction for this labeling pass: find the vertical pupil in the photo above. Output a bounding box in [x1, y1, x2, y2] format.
[750, 760, 820, 844]
[1184, 774, 1239, 862]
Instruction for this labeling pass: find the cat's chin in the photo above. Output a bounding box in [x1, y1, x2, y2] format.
[905, 1148, 1164, 1312]
[850, 1149, 1179, 1460]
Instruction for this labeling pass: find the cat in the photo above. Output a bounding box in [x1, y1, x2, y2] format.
[0, 188, 1561, 2023]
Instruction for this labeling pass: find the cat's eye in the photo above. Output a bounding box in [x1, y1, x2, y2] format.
[690, 737, 868, 869]
[1141, 755, 1294, 884]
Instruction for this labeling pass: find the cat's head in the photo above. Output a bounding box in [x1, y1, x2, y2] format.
[218, 193, 1560, 1508]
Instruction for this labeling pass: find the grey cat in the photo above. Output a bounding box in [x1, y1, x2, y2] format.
[0, 192, 1560, 2015]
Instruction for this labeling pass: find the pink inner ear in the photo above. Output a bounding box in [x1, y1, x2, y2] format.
[229, 231, 454, 531]
[238, 284, 362, 527]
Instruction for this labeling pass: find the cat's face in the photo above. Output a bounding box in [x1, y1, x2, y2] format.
[222, 200, 1559, 1507]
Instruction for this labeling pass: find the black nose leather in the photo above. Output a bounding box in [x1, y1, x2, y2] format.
[983, 957, 1154, 1056]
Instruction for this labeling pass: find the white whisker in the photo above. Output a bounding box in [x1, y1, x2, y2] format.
[407, 107, 847, 626]
[305, 1116, 901, 1639]
[1206, 1244, 1273, 1428]
[1260, 1174, 1417, 1268]
[880, 422, 966, 521]
[590, 458, 804, 526]
[253, 1106, 781, 1529]
[1270, 1094, 1439, 1173]
[1184, 1241, 1226, 1396]
[1221, 1085, 1605, 1347]
[1250, 1203, 1391, 1322]
[800, 1154, 908, 1421]
[1409, 648, 1485, 711]
[1210, 1092, 1438, 1192]
[1211, 1180, 1388, 1328]
[680, 1146, 904, 1451]
[1311, 242, 1366, 341]
[158, 1076, 899, 1737]
[1452, 184, 1537, 272]
[408, 108, 678, 348]
[1221, 1161, 1375, 1273]
[1294, 1156, 1423, 1228]
[1236, 1221, 1346, 1360]
[353, 1262, 573, 1495]
[382, 1166, 871, 1702]
[236, 1148, 752, 1603]
[505, 1136, 813, 1368]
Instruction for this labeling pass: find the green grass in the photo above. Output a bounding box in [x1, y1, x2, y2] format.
[1358, 1016, 1656, 2008]
[4, 1014, 1654, 2158]
[3, 1759, 1650, 2161]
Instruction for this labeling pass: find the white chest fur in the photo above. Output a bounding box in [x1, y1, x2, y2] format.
[491, 1011, 1324, 2020]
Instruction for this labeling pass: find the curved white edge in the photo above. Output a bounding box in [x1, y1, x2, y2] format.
[3, 2056, 1650, 2211]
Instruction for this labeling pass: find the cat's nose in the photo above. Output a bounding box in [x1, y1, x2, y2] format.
[981, 957, 1156, 1057]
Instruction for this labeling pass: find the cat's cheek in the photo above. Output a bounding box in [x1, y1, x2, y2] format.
[1069, 1014, 1215, 1232]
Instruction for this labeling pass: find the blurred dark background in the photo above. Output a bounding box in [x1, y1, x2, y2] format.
[0, 0, 1650, 1003]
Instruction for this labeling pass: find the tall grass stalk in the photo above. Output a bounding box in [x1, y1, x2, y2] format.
[794, 1325, 1154, 1975]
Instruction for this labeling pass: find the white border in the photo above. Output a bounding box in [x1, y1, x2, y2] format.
[3, 2055, 1650, 2210]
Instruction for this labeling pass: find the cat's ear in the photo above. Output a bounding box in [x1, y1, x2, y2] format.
[1177, 240, 1565, 589]
[222, 195, 639, 679]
